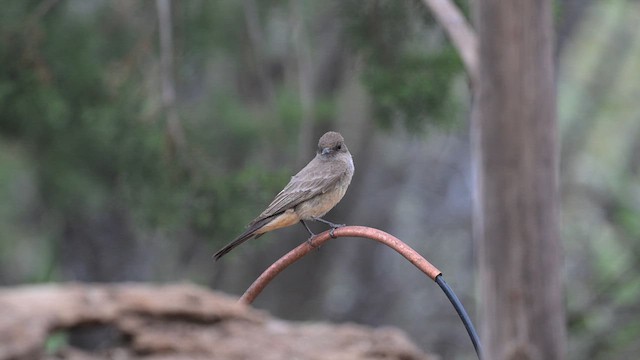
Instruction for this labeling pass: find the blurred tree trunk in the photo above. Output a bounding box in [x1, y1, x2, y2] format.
[472, 1, 565, 359]
[290, 0, 316, 168]
[242, 0, 276, 103]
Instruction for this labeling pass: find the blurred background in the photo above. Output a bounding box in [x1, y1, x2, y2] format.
[0, 0, 639, 359]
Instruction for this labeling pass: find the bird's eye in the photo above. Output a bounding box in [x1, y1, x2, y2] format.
[335, 144, 342, 151]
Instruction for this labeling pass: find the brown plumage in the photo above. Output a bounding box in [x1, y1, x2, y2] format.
[213, 131, 354, 260]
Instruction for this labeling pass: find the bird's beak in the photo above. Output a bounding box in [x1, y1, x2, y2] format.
[321, 147, 331, 155]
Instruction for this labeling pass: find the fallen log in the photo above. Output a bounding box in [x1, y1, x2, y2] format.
[0, 283, 434, 360]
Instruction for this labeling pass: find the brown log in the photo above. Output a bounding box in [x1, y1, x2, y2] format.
[0, 283, 434, 360]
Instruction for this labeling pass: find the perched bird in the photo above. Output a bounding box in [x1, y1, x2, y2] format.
[213, 131, 354, 260]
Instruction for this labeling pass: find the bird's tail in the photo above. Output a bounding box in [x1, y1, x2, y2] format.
[213, 217, 270, 261]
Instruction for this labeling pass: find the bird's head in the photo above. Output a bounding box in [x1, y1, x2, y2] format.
[317, 131, 348, 158]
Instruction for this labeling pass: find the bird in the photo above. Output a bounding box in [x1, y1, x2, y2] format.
[213, 131, 354, 260]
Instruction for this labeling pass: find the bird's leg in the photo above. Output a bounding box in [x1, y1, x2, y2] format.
[300, 220, 315, 236]
[313, 217, 345, 229]
[313, 217, 344, 239]
[300, 220, 319, 248]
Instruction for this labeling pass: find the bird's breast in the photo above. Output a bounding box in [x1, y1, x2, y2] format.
[296, 172, 352, 220]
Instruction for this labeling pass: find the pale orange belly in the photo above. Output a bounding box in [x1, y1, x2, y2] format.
[254, 209, 300, 235]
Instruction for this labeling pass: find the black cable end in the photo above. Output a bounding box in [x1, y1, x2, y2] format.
[435, 274, 483, 360]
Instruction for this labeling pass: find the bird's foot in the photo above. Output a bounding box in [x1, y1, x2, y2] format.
[306, 234, 319, 249]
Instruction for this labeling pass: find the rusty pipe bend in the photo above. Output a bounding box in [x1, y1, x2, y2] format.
[239, 225, 442, 305]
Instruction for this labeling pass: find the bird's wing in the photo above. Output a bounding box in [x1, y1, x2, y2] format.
[255, 158, 348, 220]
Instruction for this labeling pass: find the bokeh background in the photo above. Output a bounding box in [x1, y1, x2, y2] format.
[0, 1, 639, 359]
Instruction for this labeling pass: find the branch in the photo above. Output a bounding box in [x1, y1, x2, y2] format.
[239, 226, 442, 305]
[27, 0, 60, 25]
[290, 0, 316, 167]
[156, 0, 186, 153]
[242, 0, 276, 102]
[421, 0, 478, 85]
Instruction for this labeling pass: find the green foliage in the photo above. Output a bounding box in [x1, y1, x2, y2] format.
[0, 0, 469, 283]
[183, 91, 295, 240]
[44, 331, 68, 355]
[190, 165, 289, 238]
[362, 49, 462, 130]
[341, 0, 465, 131]
[1, 16, 168, 216]
[0, 2, 184, 264]
[274, 90, 304, 132]
[314, 97, 338, 125]
[614, 203, 640, 238]
[177, 1, 245, 61]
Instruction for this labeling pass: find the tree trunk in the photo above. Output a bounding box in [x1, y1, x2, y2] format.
[472, 1, 565, 359]
[156, 0, 185, 156]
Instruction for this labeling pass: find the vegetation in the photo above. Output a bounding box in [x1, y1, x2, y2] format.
[0, 1, 639, 359]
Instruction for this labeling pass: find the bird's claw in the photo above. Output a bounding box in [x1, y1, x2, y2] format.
[329, 227, 338, 238]
[307, 235, 319, 249]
